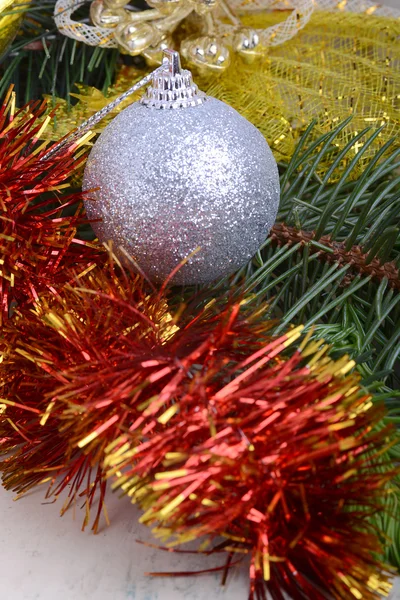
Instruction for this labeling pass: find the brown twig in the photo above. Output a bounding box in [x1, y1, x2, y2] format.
[270, 223, 400, 290]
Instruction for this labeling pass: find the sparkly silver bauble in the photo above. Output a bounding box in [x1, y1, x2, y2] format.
[83, 53, 280, 285]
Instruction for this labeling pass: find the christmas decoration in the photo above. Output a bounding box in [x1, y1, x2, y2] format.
[55, 0, 314, 70]
[83, 51, 280, 284]
[1, 3, 400, 592]
[1, 249, 396, 598]
[54, 0, 399, 72]
[0, 254, 276, 530]
[0, 88, 102, 324]
[0, 256, 177, 531]
[35, 7, 400, 179]
[105, 324, 396, 600]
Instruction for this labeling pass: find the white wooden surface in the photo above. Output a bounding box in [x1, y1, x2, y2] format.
[0, 486, 252, 600]
[0, 485, 399, 599]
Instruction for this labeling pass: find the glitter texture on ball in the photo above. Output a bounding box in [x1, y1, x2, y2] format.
[83, 97, 280, 285]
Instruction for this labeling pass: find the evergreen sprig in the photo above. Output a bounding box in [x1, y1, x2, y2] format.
[218, 121, 400, 418]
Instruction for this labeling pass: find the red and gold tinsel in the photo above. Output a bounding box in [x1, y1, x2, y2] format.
[0, 88, 101, 323]
[0, 258, 273, 529]
[105, 328, 396, 600]
[0, 258, 171, 530]
[0, 252, 395, 596]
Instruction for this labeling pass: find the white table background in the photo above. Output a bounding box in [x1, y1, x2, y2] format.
[0, 486, 253, 600]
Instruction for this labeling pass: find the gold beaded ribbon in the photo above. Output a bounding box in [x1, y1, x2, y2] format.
[52, 0, 316, 70]
[54, 0, 400, 71]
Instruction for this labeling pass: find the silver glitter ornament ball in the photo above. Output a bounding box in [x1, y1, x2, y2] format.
[83, 53, 280, 285]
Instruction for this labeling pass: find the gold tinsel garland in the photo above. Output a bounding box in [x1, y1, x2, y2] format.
[43, 9, 400, 177]
[0, 0, 30, 57]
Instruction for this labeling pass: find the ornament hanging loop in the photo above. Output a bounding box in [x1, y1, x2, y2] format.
[42, 49, 189, 160]
[164, 48, 181, 75]
[141, 49, 206, 109]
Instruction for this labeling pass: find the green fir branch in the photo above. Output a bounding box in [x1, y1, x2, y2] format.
[222, 122, 400, 397]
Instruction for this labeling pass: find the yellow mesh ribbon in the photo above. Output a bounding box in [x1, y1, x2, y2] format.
[47, 10, 400, 176]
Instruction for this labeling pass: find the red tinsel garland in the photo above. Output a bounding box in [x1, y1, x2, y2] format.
[0, 88, 102, 323]
[0, 257, 274, 530]
[106, 332, 396, 600]
[0, 255, 395, 598]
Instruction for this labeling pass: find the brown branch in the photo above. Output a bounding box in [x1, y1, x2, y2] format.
[270, 223, 400, 291]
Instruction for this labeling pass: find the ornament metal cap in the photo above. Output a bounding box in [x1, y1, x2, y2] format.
[140, 49, 207, 110]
